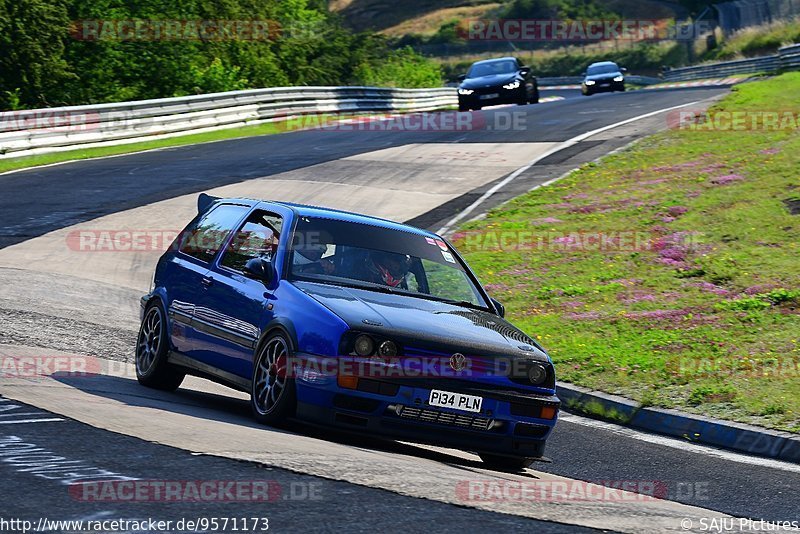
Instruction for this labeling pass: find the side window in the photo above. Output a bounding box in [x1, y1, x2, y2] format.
[220, 211, 283, 273]
[179, 204, 249, 263]
[421, 259, 480, 304]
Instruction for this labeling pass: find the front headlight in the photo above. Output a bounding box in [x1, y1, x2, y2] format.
[613, 75, 624, 82]
[458, 88, 474, 95]
[506, 359, 554, 388]
[342, 332, 403, 359]
[354, 335, 374, 356]
[584, 80, 596, 86]
[378, 340, 398, 358]
[527, 363, 548, 385]
[502, 80, 521, 90]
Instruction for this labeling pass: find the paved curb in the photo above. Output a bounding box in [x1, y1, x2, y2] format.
[557, 382, 800, 464]
[642, 76, 755, 90]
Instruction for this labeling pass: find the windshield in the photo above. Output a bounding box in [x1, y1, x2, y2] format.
[467, 60, 517, 78]
[288, 217, 488, 308]
[587, 63, 620, 75]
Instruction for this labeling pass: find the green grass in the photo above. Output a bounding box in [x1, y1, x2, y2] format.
[454, 72, 800, 432]
[0, 114, 356, 174]
[706, 19, 800, 60]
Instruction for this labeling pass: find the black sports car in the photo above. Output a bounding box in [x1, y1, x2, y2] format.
[457, 57, 539, 111]
[581, 61, 627, 96]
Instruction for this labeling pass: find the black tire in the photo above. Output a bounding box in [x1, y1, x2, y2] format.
[618, 85, 626, 92]
[479, 454, 535, 471]
[473, 105, 482, 111]
[251, 332, 297, 425]
[136, 301, 185, 391]
[529, 89, 540, 104]
[458, 104, 470, 112]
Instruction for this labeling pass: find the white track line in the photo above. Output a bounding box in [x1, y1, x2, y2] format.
[560, 413, 800, 474]
[436, 99, 703, 235]
[0, 418, 64, 424]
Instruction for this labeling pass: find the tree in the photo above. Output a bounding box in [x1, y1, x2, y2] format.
[0, 0, 75, 108]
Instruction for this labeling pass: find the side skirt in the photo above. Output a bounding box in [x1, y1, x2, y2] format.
[167, 351, 252, 393]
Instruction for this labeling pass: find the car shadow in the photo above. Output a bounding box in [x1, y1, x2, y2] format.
[51, 372, 539, 476]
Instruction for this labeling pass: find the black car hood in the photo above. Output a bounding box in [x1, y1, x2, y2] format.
[293, 281, 547, 361]
[460, 74, 518, 90]
[585, 72, 622, 82]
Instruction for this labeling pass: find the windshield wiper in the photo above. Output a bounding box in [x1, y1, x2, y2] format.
[293, 275, 398, 295]
[436, 298, 489, 312]
[294, 275, 489, 311]
[403, 292, 489, 312]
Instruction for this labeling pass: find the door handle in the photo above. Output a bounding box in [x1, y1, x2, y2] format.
[201, 277, 213, 288]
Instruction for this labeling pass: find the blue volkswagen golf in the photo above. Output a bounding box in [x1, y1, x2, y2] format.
[137, 194, 559, 469]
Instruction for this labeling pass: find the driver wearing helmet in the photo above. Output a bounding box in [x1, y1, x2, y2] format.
[364, 251, 411, 288]
[293, 243, 335, 275]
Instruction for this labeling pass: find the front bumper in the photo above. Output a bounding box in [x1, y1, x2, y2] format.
[459, 86, 527, 108]
[294, 360, 560, 458]
[584, 80, 624, 93]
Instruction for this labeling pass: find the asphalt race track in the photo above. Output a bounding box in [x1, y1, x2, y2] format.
[2, 86, 799, 533]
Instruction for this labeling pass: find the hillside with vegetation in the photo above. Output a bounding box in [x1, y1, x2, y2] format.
[332, 0, 682, 35]
[332, 0, 691, 78]
[0, 0, 442, 110]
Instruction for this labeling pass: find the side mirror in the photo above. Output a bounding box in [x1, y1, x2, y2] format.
[621, 67, 628, 72]
[244, 257, 273, 283]
[490, 297, 505, 318]
[457, 74, 466, 82]
[581, 72, 587, 77]
[520, 67, 531, 77]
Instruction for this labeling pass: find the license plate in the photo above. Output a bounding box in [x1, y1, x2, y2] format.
[479, 93, 499, 100]
[428, 389, 483, 413]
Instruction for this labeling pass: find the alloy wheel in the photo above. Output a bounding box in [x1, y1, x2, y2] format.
[253, 337, 288, 415]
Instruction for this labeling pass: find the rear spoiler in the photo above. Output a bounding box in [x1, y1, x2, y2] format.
[197, 193, 221, 214]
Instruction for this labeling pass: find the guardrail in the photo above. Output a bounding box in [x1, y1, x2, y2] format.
[663, 43, 800, 81]
[0, 86, 457, 159]
[781, 42, 800, 69]
[538, 75, 661, 87]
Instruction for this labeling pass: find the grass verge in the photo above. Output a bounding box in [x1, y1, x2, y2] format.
[705, 19, 800, 60]
[0, 111, 400, 174]
[454, 72, 800, 432]
[0, 121, 291, 174]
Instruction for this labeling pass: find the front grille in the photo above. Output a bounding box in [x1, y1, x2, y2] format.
[396, 405, 493, 431]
